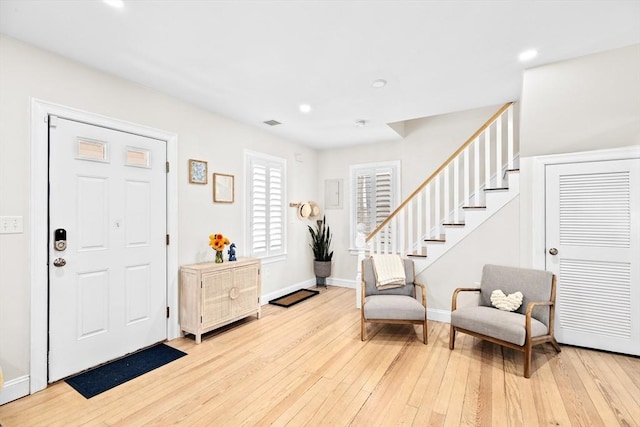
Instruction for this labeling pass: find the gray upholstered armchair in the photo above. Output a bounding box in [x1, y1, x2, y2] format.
[449, 264, 561, 378]
[361, 257, 428, 344]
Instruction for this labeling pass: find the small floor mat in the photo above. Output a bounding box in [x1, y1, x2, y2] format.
[269, 289, 320, 308]
[65, 343, 187, 399]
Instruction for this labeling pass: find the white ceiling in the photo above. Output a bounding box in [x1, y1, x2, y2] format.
[1, 1, 639, 149]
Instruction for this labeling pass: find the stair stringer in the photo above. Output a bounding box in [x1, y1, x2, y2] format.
[413, 170, 520, 277]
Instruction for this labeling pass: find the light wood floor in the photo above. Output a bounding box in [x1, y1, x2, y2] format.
[1, 286, 639, 426]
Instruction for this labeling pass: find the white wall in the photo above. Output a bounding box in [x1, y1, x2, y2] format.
[520, 44, 640, 158]
[419, 197, 520, 313]
[0, 36, 318, 388]
[519, 44, 640, 267]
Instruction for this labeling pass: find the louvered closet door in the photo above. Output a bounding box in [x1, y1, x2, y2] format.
[546, 158, 640, 355]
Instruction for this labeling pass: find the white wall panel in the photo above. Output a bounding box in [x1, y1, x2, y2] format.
[126, 264, 150, 324]
[77, 270, 109, 339]
[77, 176, 108, 251]
[125, 180, 151, 247]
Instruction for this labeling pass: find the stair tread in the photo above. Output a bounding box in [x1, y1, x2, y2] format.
[407, 253, 427, 258]
[484, 187, 509, 192]
[442, 222, 465, 226]
[463, 205, 487, 209]
[503, 168, 520, 179]
[424, 236, 446, 242]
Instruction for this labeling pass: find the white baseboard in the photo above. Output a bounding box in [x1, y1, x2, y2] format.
[427, 308, 451, 324]
[0, 375, 29, 405]
[327, 277, 356, 289]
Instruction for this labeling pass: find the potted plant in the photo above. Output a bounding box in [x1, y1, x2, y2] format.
[308, 216, 333, 287]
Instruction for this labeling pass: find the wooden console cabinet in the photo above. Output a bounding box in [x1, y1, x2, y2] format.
[179, 257, 261, 343]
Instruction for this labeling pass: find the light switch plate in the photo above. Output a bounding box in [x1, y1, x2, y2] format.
[0, 216, 24, 234]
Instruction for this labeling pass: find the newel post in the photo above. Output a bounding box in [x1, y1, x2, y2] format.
[355, 223, 366, 309]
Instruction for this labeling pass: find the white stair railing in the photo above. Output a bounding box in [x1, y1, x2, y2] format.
[358, 102, 517, 259]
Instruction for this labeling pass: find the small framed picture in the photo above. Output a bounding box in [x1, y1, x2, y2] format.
[213, 173, 234, 203]
[189, 159, 208, 184]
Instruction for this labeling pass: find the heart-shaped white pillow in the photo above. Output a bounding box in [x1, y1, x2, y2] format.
[490, 289, 523, 312]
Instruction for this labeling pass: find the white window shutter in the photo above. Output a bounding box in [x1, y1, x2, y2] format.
[356, 172, 373, 235]
[375, 170, 393, 244]
[268, 164, 283, 253]
[247, 153, 286, 258]
[251, 161, 267, 256]
[351, 162, 399, 248]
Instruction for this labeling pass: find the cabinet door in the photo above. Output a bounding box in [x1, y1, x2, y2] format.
[202, 269, 233, 325]
[231, 264, 259, 316]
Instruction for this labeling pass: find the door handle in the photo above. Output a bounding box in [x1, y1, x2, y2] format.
[548, 248, 558, 256]
[53, 258, 66, 267]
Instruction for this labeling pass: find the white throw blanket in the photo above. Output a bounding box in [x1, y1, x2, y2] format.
[371, 255, 406, 290]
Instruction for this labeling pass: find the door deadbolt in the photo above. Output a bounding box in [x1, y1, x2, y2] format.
[549, 247, 558, 256]
[54, 228, 67, 251]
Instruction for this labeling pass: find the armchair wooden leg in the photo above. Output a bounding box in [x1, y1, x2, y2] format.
[449, 325, 456, 350]
[524, 343, 532, 378]
[550, 337, 561, 353]
[423, 320, 428, 345]
[361, 318, 367, 341]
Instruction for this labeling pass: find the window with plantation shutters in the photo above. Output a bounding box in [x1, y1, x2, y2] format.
[246, 151, 286, 259]
[350, 161, 400, 249]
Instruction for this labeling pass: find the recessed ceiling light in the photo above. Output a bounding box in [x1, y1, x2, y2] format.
[299, 104, 312, 113]
[371, 79, 387, 88]
[103, 0, 124, 8]
[355, 120, 367, 127]
[518, 49, 538, 62]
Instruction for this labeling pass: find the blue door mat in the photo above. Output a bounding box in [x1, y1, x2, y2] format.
[65, 343, 187, 399]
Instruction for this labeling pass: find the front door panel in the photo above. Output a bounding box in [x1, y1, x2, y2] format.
[49, 117, 167, 382]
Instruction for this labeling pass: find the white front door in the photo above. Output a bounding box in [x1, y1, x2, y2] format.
[48, 116, 167, 382]
[545, 158, 640, 355]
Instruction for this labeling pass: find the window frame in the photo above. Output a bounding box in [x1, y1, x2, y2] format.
[244, 150, 287, 263]
[349, 160, 401, 251]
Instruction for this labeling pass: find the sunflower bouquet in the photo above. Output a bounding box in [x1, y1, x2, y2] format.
[209, 233, 231, 263]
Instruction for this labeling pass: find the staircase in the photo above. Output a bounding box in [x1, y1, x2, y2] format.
[355, 102, 519, 307]
[410, 169, 519, 269]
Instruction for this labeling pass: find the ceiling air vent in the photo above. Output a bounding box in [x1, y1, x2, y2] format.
[263, 120, 282, 126]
